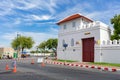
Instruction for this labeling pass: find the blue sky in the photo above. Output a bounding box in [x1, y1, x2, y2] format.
[0, 0, 120, 48]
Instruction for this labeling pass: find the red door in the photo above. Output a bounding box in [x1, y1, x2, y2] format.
[82, 37, 94, 62]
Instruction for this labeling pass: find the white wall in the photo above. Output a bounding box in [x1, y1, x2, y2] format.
[57, 47, 82, 61]
[95, 40, 120, 63]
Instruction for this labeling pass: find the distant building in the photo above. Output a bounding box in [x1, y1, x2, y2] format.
[0, 47, 15, 58]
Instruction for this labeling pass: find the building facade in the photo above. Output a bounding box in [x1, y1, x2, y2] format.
[57, 14, 117, 63]
[0, 47, 15, 58]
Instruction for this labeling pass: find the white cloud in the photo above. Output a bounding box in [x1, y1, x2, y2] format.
[12, 0, 37, 10]
[2, 33, 16, 40]
[14, 18, 21, 24]
[41, 15, 52, 20]
[50, 27, 58, 34]
[0, 0, 59, 16]
[87, 9, 120, 20]
[31, 15, 52, 20]
[86, 6, 120, 25]
[0, 0, 13, 16]
[0, 18, 22, 28]
[19, 14, 54, 23]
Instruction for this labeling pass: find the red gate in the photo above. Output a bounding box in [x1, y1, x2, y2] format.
[82, 37, 94, 62]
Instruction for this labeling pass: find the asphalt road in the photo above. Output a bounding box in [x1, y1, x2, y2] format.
[0, 59, 120, 80]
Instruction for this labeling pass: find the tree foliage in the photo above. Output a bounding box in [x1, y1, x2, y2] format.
[11, 36, 34, 52]
[38, 38, 58, 57]
[37, 41, 46, 51]
[46, 38, 58, 50]
[111, 14, 120, 40]
[46, 38, 58, 57]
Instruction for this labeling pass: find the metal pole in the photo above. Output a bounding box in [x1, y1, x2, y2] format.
[17, 33, 21, 58]
[17, 33, 18, 58]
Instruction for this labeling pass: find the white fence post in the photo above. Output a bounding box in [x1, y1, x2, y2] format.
[113, 40, 117, 45]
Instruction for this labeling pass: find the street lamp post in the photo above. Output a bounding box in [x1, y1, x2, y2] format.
[63, 43, 68, 65]
[16, 33, 19, 58]
[17, 33, 21, 58]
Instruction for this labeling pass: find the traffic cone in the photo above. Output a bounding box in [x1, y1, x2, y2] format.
[12, 65, 17, 73]
[41, 62, 45, 67]
[5, 64, 9, 71]
[31, 59, 34, 64]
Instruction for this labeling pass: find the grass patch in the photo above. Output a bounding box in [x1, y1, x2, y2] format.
[54, 59, 77, 62]
[89, 62, 120, 67]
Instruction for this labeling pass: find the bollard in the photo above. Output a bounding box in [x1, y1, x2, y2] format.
[41, 62, 45, 67]
[5, 64, 9, 71]
[12, 65, 17, 73]
[31, 59, 34, 64]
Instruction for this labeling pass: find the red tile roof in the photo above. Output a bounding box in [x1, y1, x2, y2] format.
[57, 14, 93, 25]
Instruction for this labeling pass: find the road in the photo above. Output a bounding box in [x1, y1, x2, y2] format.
[0, 59, 120, 80]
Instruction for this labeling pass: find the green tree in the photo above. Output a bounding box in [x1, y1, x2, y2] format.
[46, 38, 58, 57]
[11, 36, 34, 53]
[38, 38, 58, 57]
[37, 41, 46, 53]
[111, 14, 120, 40]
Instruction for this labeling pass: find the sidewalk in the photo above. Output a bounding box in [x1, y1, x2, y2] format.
[45, 59, 120, 72]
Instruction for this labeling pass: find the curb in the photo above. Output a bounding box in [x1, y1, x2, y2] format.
[45, 60, 120, 72]
[0, 70, 12, 74]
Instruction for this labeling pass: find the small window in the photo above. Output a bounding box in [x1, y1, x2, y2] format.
[72, 22, 76, 27]
[71, 38, 74, 46]
[63, 24, 66, 29]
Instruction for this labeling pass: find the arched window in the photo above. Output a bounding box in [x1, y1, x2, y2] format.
[71, 38, 74, 46]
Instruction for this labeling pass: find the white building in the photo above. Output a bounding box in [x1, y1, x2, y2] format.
[57, 14, 120, 63]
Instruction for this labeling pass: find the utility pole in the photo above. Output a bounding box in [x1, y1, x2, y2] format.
[17, 33, 20, 58]
[17, 33, 19, 58]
